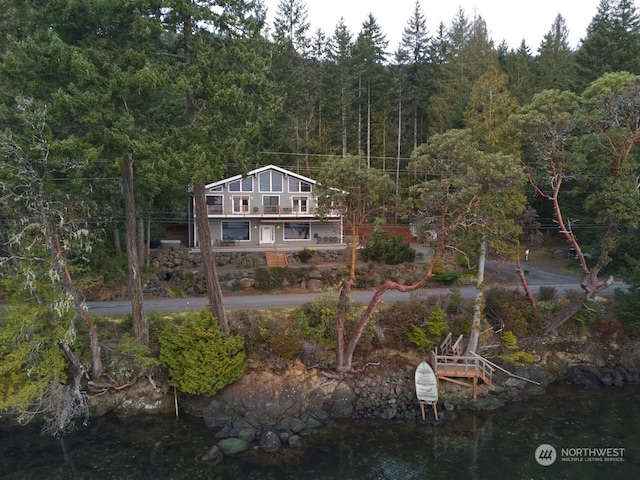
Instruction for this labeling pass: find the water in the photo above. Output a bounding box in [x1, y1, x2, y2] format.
[1, 385, 638, 479]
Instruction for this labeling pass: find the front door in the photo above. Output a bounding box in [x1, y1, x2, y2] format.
[260, 225, 275, 244]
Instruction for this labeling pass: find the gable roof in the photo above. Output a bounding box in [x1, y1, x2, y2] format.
[205, 164, 316, 190]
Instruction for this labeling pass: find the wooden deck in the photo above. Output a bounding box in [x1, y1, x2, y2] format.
[432, 334, 494, 399]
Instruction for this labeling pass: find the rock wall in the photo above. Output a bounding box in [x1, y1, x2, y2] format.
[146, 248, 427, 296]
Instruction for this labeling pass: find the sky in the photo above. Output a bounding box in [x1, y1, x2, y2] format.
[263, 0, 605, 52]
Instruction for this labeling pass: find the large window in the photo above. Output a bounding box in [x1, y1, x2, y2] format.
[259, 171, 283, 192]
[284, 222, 310, 240]
[263, 195, 279, 213]
[292, 196, 309, 213]
[222, 221, 250, 241]
[206, 195, 223, 214]
[288, 177, 311, 193]
[228, 177, 253, 192]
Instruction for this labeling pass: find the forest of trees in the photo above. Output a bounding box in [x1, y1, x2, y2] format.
[1, 0, 638, 232]
[1, 0, 640, 434]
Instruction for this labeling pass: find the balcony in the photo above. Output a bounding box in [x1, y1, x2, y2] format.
[206, 205, 336, 217]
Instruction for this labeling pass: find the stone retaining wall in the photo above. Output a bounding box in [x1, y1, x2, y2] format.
[146, 248, 427, 296]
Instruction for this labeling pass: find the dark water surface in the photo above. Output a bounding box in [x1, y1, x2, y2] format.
[1, 385, 638, 479]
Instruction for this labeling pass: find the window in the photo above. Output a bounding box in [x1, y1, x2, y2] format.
[222, 221, 250, 241]
[206, 195, 223, 214]
[292, 196, 309, 213]
[228, 177, 253, 192]
[259, 171, 283, 192]
[263, 196, 279, 213]
[232, 196, 250, 213]
[284, 222, 310, 240]
[289, 177, 311, 193]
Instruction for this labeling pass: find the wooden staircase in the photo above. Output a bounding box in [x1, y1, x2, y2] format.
[432, 333, 494, 399]
[265, 251, 288, 267]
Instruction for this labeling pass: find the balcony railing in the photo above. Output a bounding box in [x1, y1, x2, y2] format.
[206, 205, 341, 217]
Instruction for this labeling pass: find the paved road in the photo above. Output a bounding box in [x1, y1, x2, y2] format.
[86, 254, 628, 316]
[86, 282, 587, 316]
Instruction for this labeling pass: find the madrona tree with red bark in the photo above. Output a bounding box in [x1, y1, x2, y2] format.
[513, 72, 640, 335]
[323, 129, 525, 371]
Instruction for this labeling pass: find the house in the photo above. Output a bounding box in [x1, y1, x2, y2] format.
[190, 165, 343, 248]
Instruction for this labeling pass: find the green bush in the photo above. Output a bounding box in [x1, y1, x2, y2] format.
[107, 334, 160, 384]
[501, 331, 518, 350]
[297, 248, 315, 263]
[407, 304, 449, 353]
[268, 315, 303, 360]
[159, 311, 245, 396]
[537, 286, 557, 302]
[361, 231, 415, 264]
[484, 288, 546, 337]
[432, 270, 461, 285]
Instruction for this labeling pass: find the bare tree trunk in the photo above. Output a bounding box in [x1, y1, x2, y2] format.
[545, 270, 614, 335]
[137, 217, 145, 268]
[146, 218, 151, 268]
[193, 180, 228, 331]
[122, 158, 148, 346]
[341, 246, 445, 371]
[396, 85, 402, 224]
[465, 240, 486, 355]
[335, 279, 350, 370]
[341, 85, 348, 157]
[515, 252, 536, 307]
[54, 235, 102, 379]
[545, 292, 590, 336]
[366, 81, 371, 167]
[357, 76, 362, 157]
[113, 227, 121, 255]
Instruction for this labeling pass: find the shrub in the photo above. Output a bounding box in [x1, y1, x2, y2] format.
[237, 253, 262, 269]
[432, 269, 461, 285]
[498, 331, 535, 364]
[407, 304, 449, 353]
[297, 248, 315, 263]
[159, 310, 245, 396]
[501, 331, 518, 350]
[106, 334, 160, 384]
[484, 288, 546, 337]
[267, 314, 303, 360]
[361, 231, 415, 264]
[537, 286, 557, 302]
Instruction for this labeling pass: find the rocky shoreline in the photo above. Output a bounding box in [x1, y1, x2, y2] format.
[79, 248, 640, 462]
[88, 336, 639, 465]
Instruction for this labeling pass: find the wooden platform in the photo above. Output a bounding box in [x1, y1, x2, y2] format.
[265, 251, 288, 267]
[432, 334, 494, 399]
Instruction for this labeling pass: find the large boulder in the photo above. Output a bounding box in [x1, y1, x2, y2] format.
[258, 429, 281, 453]
[217, 437, 250, 456]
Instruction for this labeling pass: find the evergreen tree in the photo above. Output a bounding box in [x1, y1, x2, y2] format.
[430, 10, 498, 133]
[160, 0, 278, 331]
[500, 40, 536, 105]
[396, 0, 433, 151]
[536, 14, 577, 91]
[269, 0, 316, 174]
[464, 65, 519, 155]
[326, 19, 355, 157]
[272, 0, 310, 54]
[353, 13, 389, 166]
[575, 0, 640, 88]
